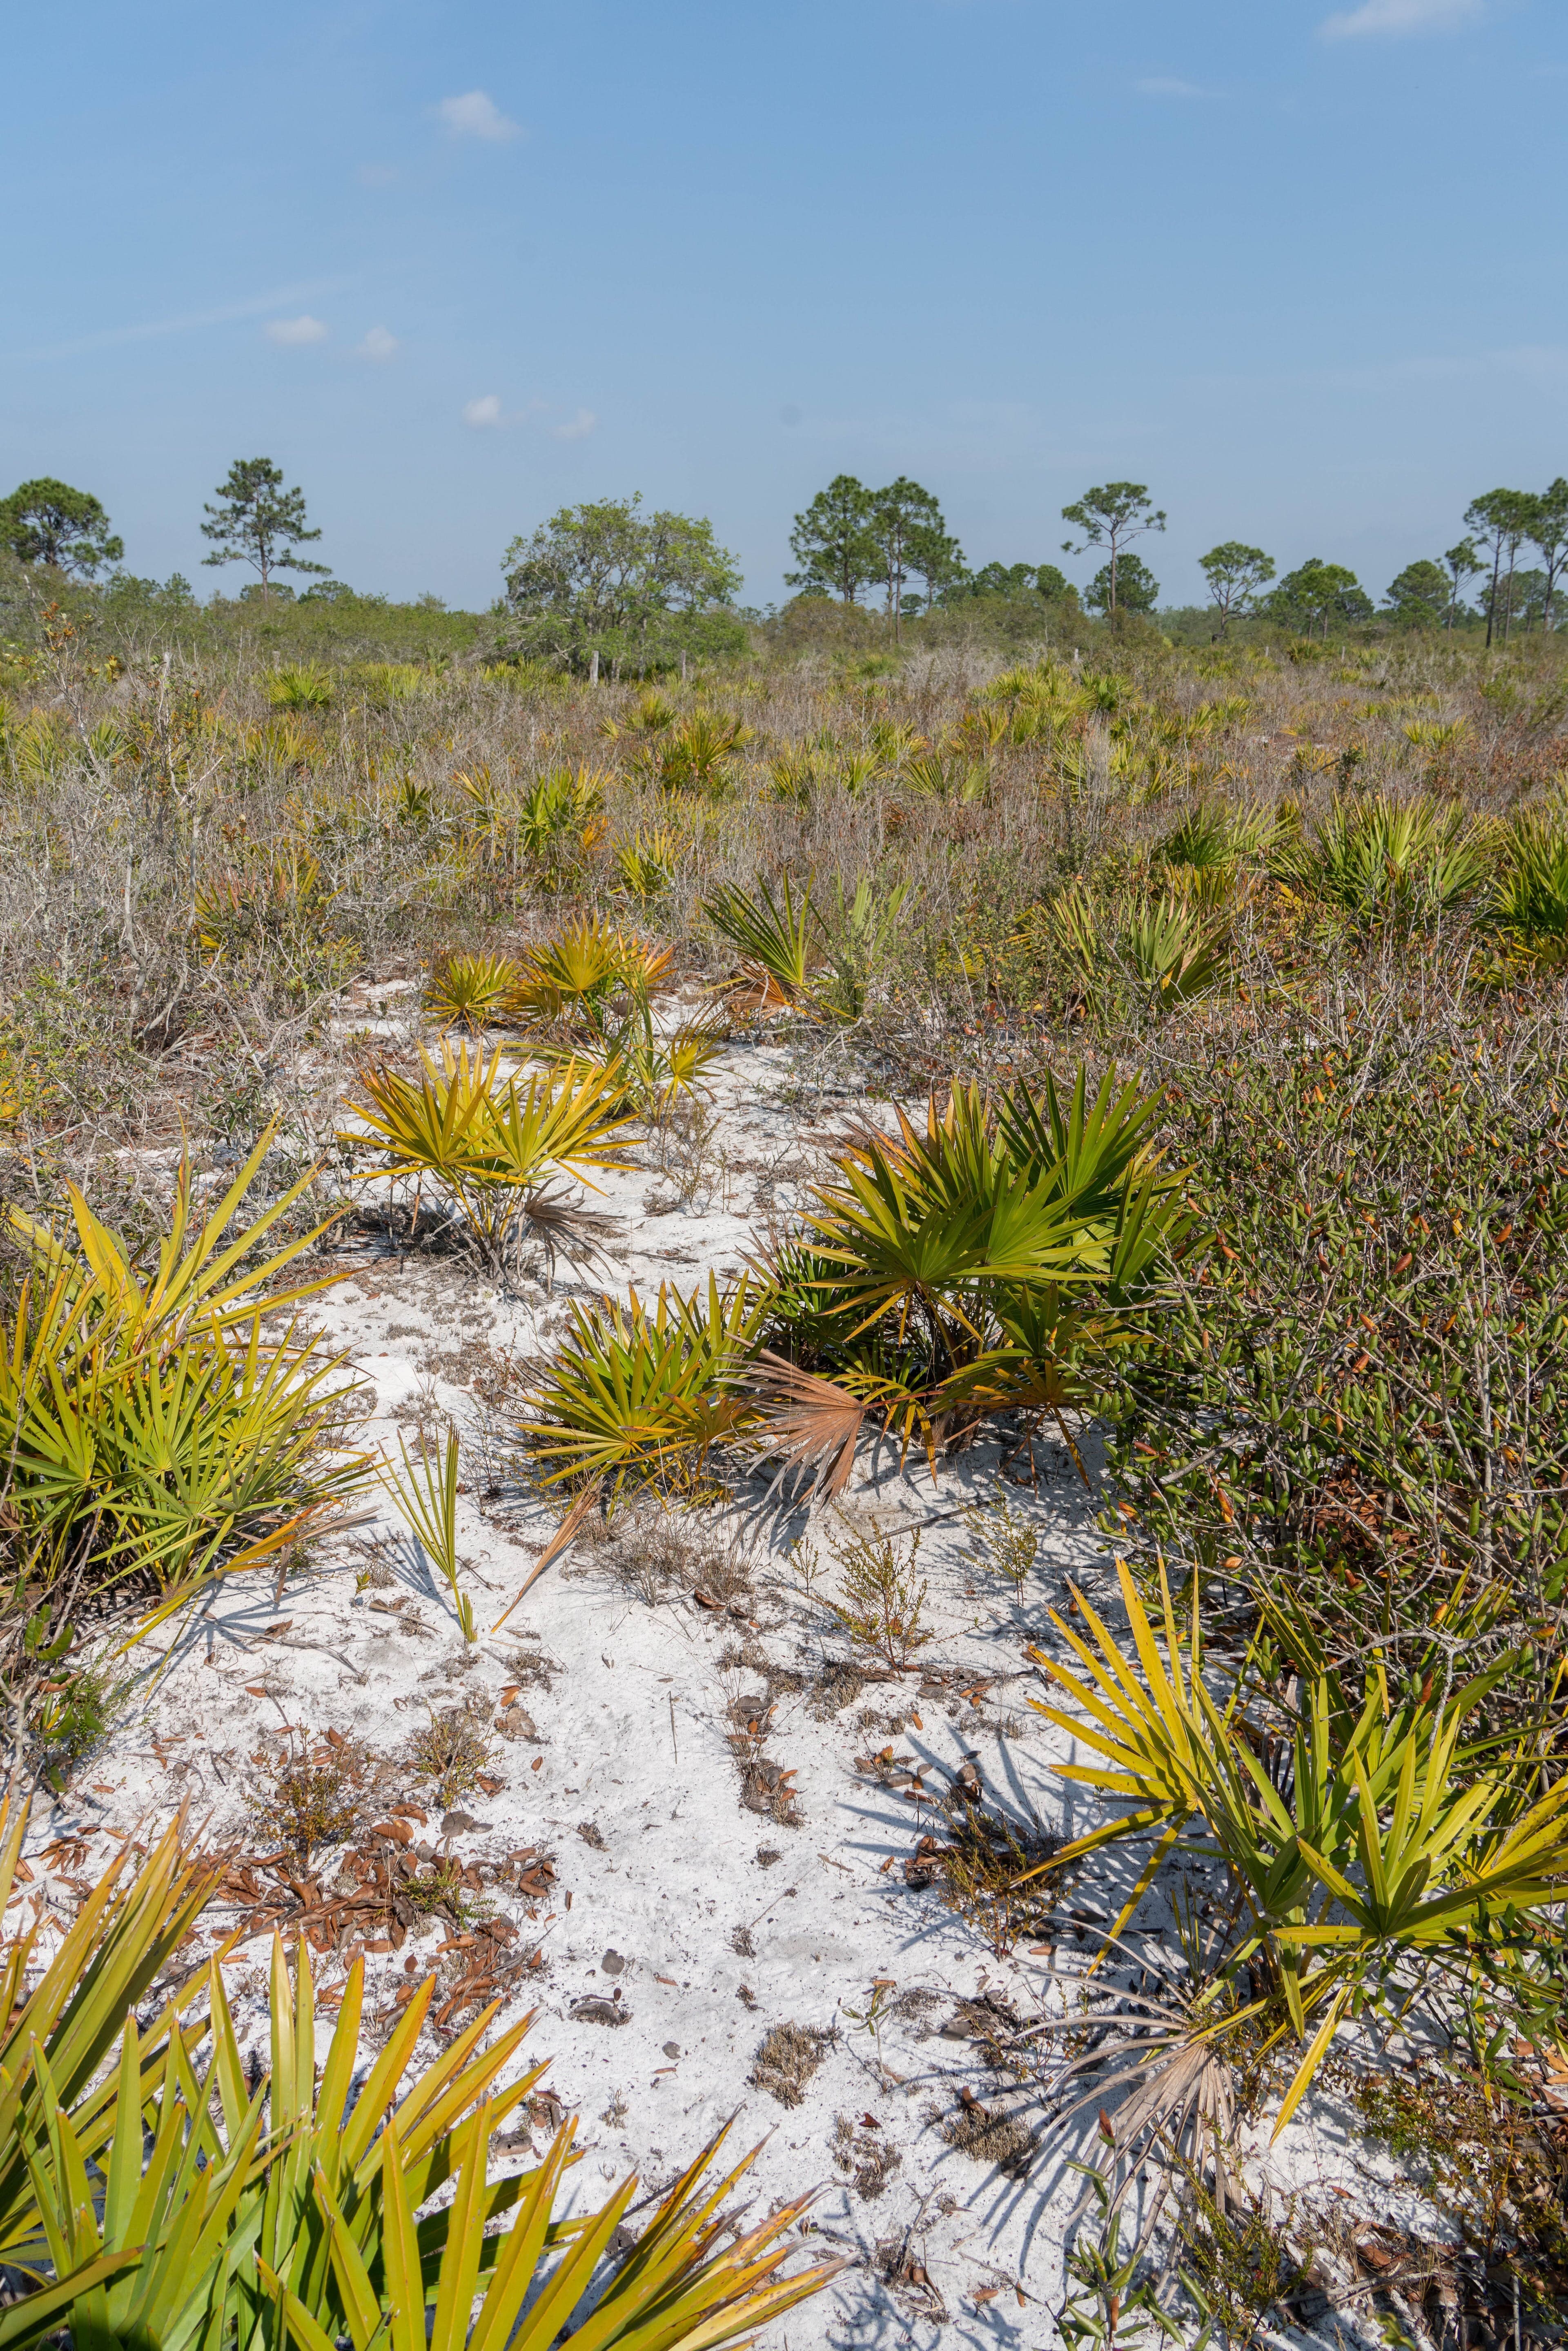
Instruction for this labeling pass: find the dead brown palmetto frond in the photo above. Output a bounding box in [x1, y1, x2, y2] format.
[746, 1350, 871, 1500]
[509, 1181, 622, 1291]
[1019, 1936, 1242, 2250]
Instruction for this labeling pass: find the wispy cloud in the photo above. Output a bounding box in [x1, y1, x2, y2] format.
[436, 90, 519, 141]
[1321, 0, 1482, 39]
[1136, 75, 1208, 96]
[356, 325, 398, 361]
[9, 282, 344, 367]
[463, 393, 594, 435]
[266, 314, 327, 346]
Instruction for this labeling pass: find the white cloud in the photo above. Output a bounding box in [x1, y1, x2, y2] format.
[463, 394, 503, 427]
[356, 325, 399, 361]
[552, 407, 597, 441]
[1137, 75, 1207, 96]
[265, 314, 327, 346]
[1321, 0, 1482, 38]
[436, 90, 519, 140]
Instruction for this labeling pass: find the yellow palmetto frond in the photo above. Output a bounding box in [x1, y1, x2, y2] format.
[6, 1121, 347, 1343]
[424, 951, 526, 1033]
[342, 1046, 636, 1277]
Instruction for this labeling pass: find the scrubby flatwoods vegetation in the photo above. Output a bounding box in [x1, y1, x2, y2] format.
[3, 557, 1568, 2346]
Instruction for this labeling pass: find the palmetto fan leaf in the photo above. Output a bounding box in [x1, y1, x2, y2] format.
[994, 1064, 1175, 1223]
[1027, 1560, 1568, 2139]
[1484, 802, 1568, 966]
[702, 876, 820, 1009]
[805, 1083, 1131, 1359]
[343, 1046, 635, 1275]
[7, 1120, 346, 1344]
[345, 1043, 502, 1192]
[1270, 791, 1486, 921]
[424, 952, 526, 1034]
[509, 916, 673, 1034]
[518, 1276, 767, 1501]
[1, 1130, 370, 1656]
[0, 1799, 222, 2305]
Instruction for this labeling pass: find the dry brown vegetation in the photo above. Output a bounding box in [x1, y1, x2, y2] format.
[5, 593, 1568, 2339]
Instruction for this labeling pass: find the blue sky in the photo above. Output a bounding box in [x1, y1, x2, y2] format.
[4, 0, 1564, 611]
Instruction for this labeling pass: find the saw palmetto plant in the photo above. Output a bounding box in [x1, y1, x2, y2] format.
[1270, 791, 1487, 923]
[0, 1128, 370, 1728]
[812, 876, 911, 1019]
[515, 1066, 1194, 1506]
[900, 751, 988, 804]
[1, 1827, 836, 2351]
[778, 1068, 1194, 1461]
[1118, 893, 1228, 1005]
[1483, 800, 1568, 967]
[343, 1044, 635, 1278]
[1028, 1560, 1568, 2136]
[508, 915, 674, 1041]
[424, 950, 526, 1034]
[635, 709, 752, 796]
[0, 1800, 223, 2331]
[515, 765, 608, 882]
[612, 824, 685, 903]
[701, 875, 820, 1010]
[518, 1275, 768, 1506]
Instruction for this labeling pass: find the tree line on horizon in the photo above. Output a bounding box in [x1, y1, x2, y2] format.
[3, 457, 1566, 658]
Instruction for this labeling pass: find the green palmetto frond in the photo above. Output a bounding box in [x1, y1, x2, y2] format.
[0, 1799, 223, 2313]
[382, 1429, 475, 1640]
[474, 1056, 637, 1189]
[343, 1045, 635, 1276]
[806, 1083, 1137, 1362]
[613, 826, 685, 903]
[1120, 894, 1228, 1003]
[813, 876, 910, 1019]
[346, 1045, 634, 1192]
[702, 876, 820, 1010]
[1483, 803, 1568, 966]
[343, 1042, 498, 1195]
[509, 916, 674, 1034]
[651, 710, 752, 796]
[518, 1276, 767, 1502]
[1270, 791, 1487, 921]
[514, 765, 607, 866]
[994, 1065, 1173, 1221]
[262, 2092, 829, 2351]
[901, 752, 988, 804]
[1042, 885, 1104, 985]
[1, 1132, 370, 1654]
[1027, 1561, 1568, 2139]
[22, 2017, 271, 2351]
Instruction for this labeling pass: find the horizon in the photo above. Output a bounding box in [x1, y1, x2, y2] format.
[5, 0, 1564, 612]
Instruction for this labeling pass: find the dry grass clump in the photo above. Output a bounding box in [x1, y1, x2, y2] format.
[405, 1703, 494, 1806]
[934, 2092, 1037, 2178]
[923, 1797, 1062, 1955]
[750, 2020, 834, 2108]
[831, 2114, 902, 2199]
[595, 1504, 752, 1610]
